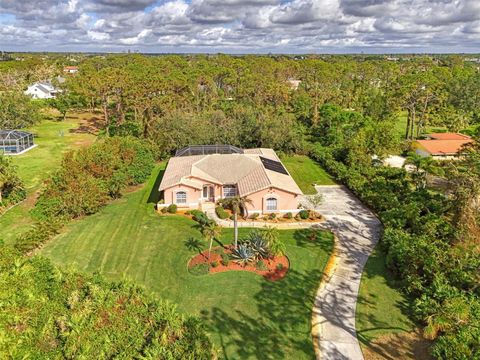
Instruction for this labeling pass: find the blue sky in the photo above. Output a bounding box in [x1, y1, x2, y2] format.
[0, 0, 479, 53]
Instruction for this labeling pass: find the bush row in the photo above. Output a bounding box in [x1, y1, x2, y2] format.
[15, 136, 154, 253]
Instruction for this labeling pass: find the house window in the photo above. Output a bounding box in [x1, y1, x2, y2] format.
[223, 185, 237, 198]
[176, 191, 187, 204]
[266, 197, 278, 211]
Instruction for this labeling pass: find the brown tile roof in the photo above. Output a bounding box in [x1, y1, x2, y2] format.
[426, 133, 471, 140]
[159, 148, 302, 195]
[416, 139, 473, 155]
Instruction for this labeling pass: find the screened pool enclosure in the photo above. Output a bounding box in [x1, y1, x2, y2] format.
[0, 130, 35, 155]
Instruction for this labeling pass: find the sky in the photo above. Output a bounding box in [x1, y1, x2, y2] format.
[0, 0, 479, 54]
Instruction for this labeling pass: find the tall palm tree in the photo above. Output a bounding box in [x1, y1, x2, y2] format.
[201, 221, 222, 260]
[218, 195, 252, 248]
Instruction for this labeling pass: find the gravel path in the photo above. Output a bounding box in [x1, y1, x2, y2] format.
[310, 185, 382, 360]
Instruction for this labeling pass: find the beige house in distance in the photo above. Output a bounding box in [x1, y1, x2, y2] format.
[159, 145, 303, 215]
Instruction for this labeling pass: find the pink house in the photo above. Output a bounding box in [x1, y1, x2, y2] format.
[159, 145, 303, 214]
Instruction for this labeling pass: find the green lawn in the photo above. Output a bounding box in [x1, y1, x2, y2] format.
[41, 164, 334, 359]
[0, 114, 96, 244]
[281, 155, 335, 194]
[356, 248, 415, 349]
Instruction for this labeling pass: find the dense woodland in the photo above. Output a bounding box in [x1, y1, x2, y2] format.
[0, 54, 479, 358]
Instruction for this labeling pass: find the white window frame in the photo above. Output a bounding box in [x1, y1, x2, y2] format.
[175, 191, 187, 204]
[266, 197, 278, 211]
[223, 185, 237, 198]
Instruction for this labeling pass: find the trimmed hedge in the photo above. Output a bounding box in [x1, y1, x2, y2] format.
[215, 206, 229, 219]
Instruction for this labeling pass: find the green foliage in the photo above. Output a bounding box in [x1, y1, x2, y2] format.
[255, 260, 268, 271]
[249, 213, 259, 220]
[221, 253, 230, 266]
[0, 91, 40, 129]
[268, 212, 276, 220]
[298, 210, 309, 220]
[189, 263, 210, 275]
[215, 205, 229, 219]
[167, 204, 177, 214]
[0, 155, 26, 211]
[284, 212, 293, 219]
[211, 260, 219, 268]
[0, 246, 213, 359]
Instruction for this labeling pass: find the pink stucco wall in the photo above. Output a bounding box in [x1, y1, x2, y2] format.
[161, 182, 300, 213]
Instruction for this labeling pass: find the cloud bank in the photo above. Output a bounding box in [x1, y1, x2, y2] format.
[0, 0, 479, 52]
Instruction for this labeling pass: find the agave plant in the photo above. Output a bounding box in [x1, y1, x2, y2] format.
[249, 237, 271, 260]
[231, 243, 255, 266]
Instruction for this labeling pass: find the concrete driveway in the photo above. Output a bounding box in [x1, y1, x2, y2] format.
[306, 185, 382, 360]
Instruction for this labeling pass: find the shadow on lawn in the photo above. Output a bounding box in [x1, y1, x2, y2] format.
[356, 248, 418, 359]
[147, 169, 165, 204]
[201, 267, 322, 359]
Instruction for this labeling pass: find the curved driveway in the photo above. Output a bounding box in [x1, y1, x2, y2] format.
[309, 185, 382, 360]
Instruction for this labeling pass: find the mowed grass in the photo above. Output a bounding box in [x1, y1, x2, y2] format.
[356, 248, 415, 349]
[0, 112, 96, 244]
[41, 164, 334, 359]
[281, 154, 335, 194]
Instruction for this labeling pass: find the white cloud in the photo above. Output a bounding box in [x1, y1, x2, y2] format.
[0, 0, 479, 52]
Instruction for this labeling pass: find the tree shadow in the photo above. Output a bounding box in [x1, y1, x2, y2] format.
[184, 237, 204, 254]
[147, 169, 165, 204]
[293, 228, 333, 251]
[201, 268, 322, 359]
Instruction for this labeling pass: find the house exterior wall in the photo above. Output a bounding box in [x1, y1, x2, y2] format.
[160, 183, 300, 214]
[162, 184, 202, 208]
[245, 187, 300, 214]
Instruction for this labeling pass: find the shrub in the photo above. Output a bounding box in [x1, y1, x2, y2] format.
[284, 212, 293, 219]
[255, 260, 268, 271]
[189, 263, 210, 275]
[190, 210, 210, 225]
[276, 263, 284, 270]
[298, 210, 309, 220]
[229, 214, 235, 221]
[160, 206, 167, 214]
[249, 213, 259, 220]
[211, 261, 219, 268]
[215, 206, 229, 219]
[221, 253, 230, 266]
[268, 213, 277, 220]
[167, 204, 177, 214]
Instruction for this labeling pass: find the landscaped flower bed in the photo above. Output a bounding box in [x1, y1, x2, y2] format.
[188, 245, 289, 281]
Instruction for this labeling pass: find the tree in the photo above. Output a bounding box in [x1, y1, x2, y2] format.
[0, 155, 25, 208]
[201, 221, 222, 260]
[404, 152, 439, 189]
[218, 196, 252, 248]
[0, 91, 40, 129]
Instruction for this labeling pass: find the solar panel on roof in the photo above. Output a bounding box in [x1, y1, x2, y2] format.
[260, 156, 289, 175]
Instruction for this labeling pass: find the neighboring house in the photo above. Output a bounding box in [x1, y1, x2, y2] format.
[24, 81, 59, 99]
[63, 66, 78, 74]
[413, 133, 473, 159]
[159, 145, 303, 214]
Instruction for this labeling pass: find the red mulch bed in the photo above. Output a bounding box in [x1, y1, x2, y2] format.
[188, 246, 289, 281]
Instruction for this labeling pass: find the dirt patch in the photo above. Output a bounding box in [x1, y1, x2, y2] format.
[68, 111, 104, 135]
[188, 245, 289, 281]
[362, 330, 433, 360]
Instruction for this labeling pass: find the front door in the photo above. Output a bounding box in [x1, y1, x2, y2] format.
[203, 185, 215, 202]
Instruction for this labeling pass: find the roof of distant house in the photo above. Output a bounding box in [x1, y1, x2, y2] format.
[416, 139, 473, 155]
[425, 132, 471, 140]
[159, 147, 302, 196]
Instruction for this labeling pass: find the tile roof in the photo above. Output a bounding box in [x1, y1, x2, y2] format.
[416, 139, 473, 155]
[426, 133, 471, 140]
[159, 148, 302, 195]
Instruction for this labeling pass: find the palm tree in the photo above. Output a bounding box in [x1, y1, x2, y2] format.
[218, 196, 252, 248]
[404, 152, 439, 189]
[201, 221, 222, 260]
